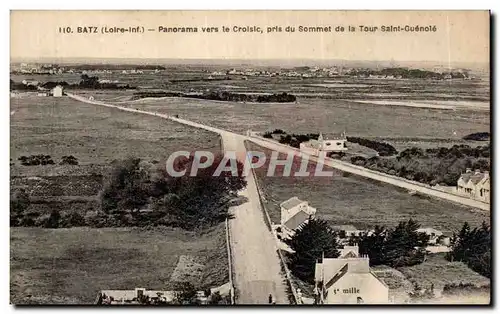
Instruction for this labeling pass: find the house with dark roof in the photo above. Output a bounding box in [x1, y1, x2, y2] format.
[457, 169, 490, 203]
[280, 197, 316, 238]
[313, 248, 388, 304]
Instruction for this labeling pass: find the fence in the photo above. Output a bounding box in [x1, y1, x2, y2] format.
[250, 167, 301, 305]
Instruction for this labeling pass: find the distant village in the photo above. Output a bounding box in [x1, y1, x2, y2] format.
[11, 62, 477, 81]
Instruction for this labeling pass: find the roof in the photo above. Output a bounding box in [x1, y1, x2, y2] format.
[280, 197, 305, 210]
[459, 171, 489, 185]
[100, 289, 207, 304]
[339, 246, 360, 258]
[326, 272, 388, 292]
[315, 257, 370, 283]
[100, 290, 177, 303]
[284, 210, 310, 231]
[316, 258, 388, 295]
[331, 225, 358, 232]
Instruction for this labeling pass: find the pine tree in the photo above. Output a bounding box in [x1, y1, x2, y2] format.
[286, 219, 340, 282]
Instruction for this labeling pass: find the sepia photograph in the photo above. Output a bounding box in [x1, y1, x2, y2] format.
[9, 10, 491, 305]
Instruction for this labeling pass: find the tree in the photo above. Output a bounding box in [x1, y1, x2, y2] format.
[10, 189, 30, 226]
[448, 221, 491, 278]
[100, 158, 150, 216]
[45, 210, 61, 228]
[357, 225, 388, 265]
[383, 219, 429, 267]
[173, 282, 198, 304]
[286, 219, 340, 282]
[356, 219, 429, 268]
[208, 291, 224, 304]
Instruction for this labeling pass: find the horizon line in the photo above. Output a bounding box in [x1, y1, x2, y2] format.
[10, 57, 489, 66]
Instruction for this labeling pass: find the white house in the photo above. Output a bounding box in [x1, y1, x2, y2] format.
[52, 85, 63, 97]
[314, 247, 389, 304]
[457, 169, 490, 203]
[300, 132, 348, 157]
[279, 197, 316, 238]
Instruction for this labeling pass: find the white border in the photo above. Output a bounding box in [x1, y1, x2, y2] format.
[3, 1, 498, 314]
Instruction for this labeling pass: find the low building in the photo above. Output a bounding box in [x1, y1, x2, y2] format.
[314, 247, 389, 304]
[279, 197, 316, 238]
[52, 85, 63, 97]
[97, 287, 214, 305]
[299, 133, 347, 157]
[332, 225, 364, 238]
[457, 169, 490, 203]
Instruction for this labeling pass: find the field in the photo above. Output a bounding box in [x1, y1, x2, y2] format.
[10, 225, 228, 304]
[396, 253, 489, 289]
[13, 69, 490, 151]
[10, 95, 221, 166]
[10, 94, 229, 304]
[10, 94, 221, 215]
[110, 96, 488, 142]
[246, 142, 489, 233]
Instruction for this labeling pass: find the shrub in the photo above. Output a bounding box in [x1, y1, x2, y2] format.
[45, 210, 61, 228]
[60, 155, 79, 165]
[263, 132, 273, 139]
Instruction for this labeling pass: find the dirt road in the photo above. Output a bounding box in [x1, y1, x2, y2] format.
[220, 133, 289, 304]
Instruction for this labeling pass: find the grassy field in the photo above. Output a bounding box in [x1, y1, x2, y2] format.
[10, 94, 222, 215]
[110, 95, 489, 140]
[397, 253, 489, 289]
[246, 142, 489, 233]
[102, 96, 489, 153]
[10, 225, 228, 304]
[10, 95, 220, 167]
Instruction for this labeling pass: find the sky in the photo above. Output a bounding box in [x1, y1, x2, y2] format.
[10, 10, 490, 64]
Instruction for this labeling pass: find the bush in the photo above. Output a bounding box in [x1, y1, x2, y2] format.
[263, 132, 273, 139]
[99, 155, 246, 230]
[10, 189, 31, 227]
[18, 155, 55, 166]
[44, 210, 61, 228]
[442, 283, 490, 295]
[60, 155, 79, 165]
[62, 211, 85, 227]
